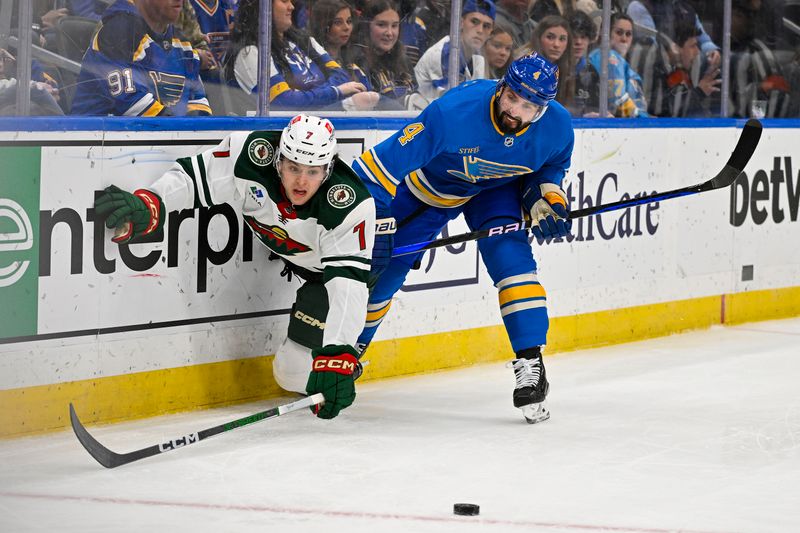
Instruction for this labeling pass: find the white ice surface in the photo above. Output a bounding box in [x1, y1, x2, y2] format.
[2, 318, 800, 533]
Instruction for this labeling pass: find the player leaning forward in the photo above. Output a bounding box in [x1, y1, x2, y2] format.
[354, 53, 573, 423]
[94, 115, 375, 419]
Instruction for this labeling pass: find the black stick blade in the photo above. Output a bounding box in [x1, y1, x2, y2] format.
[708, 119, 763, 190]
[69, 403, 125, 468]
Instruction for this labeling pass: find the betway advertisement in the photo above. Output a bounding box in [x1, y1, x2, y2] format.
[0, 126, 798, 389]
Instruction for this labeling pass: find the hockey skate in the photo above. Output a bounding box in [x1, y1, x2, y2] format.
[508, 349, 550, 424]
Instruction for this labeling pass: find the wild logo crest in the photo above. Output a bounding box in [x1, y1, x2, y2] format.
[244, 216, 311, 254]
[248, 139, 275, 167]
[447, 156, 533, 183]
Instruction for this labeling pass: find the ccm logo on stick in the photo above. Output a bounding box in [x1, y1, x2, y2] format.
[158, 433, 199, 452]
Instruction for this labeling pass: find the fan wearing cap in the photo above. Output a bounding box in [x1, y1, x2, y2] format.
[93, 114, 376, 420]
[413, 0, 497, 102]
[352, 53, 574, 424]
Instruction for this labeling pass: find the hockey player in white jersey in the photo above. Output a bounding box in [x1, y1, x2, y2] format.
[94, 115, 375, 419]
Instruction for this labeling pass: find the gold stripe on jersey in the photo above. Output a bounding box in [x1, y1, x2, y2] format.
[406, 171, 472, 208]
[187, 102, 212, 114]
[133, 35, 153, 62]
[269, 81, 290, 101]
[142, 100, 164, 116]
[360, 149, 397, 196]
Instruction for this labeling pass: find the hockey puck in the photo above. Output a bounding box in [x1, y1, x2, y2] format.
[453, 503, 480, 516]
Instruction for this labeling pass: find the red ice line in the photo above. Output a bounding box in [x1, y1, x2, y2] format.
[0, 491, 738, 533]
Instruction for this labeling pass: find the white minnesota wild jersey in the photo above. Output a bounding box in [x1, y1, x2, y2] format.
[148, 130, 376, 347]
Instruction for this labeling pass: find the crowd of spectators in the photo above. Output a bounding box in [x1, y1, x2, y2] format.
[1, 0, 799, 118]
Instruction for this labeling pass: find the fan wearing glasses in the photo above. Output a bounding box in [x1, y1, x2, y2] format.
[587, 12, 649, 117]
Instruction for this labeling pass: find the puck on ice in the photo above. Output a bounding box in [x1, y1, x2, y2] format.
[453, 503, 480, 516]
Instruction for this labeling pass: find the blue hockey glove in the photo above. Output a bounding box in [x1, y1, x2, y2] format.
[370, 208, 396, 286]
[522, 183, 572, 240]
[306, 345, 360, 419]
[94, 185, 165, 244]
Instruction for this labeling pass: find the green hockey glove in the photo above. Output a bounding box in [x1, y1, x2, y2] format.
[306, 344, 360, 419]
[94, 185, 165, 244]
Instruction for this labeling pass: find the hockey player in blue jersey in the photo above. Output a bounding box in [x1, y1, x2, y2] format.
[71, 0, 211, 117]
[352, 53, 574, 423]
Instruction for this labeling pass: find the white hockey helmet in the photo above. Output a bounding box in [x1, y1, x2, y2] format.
[276, 114, 337, 179]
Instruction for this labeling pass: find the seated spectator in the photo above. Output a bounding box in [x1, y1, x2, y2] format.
[71, 0, 211, 116]
[414, 0, 496, 102]
[309, 0, 371, 89]
[399, 0, 451, 67]
[727, 0, 792, 117]
[226, 0, 379, 111]
[639, 20, 720, 117]
[66, 0, 110, 21]
[529, 0, 577, 24]
[627, 0, 720, 69]
[517, 15, 574, 108]
[0, 48, 64, 115]
[588, 12, 649, 117]
[483, 24, 514, 78]
[567, 9, 604, 117]
[187, 0, 237, 65]
[495, 0, 533, 48]
[352, 0, 418, 110]
[175, 1, 220, 77]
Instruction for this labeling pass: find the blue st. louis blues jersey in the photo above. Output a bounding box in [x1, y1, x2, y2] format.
[71, 0, 211, 117]
[352, 79, 574, 211]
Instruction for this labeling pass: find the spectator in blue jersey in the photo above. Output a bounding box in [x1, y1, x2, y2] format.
[483, 24, 514, 78]
[588, 12, 649, 117]
[309, 0, 371, 90]
[351, 0, 419, 110]
[226, 0, 379, 111]
[399, 0, 451, 68]
[414, 0, 496, 102]
[352, 53, 574, 425]
[187, 0, 237, 65]
[71, 0, 212, 116]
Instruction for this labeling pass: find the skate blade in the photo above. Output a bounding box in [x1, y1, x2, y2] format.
[520, 402, 550, 424]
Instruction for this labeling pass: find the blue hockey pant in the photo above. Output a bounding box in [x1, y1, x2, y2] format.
[358, 180, 549, 354]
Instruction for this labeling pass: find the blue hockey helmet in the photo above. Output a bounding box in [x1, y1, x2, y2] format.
[500, 52, 559, 107]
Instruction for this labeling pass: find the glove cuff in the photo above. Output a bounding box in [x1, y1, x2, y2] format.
[539, 183, 567, 209]
[312, 352, 360, 376]
[133, 189, 165, 236]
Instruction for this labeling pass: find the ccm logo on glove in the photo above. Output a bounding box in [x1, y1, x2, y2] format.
[312, 354, 359, 374]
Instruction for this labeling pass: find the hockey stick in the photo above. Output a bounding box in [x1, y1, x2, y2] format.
[69, 393, 324, 468]
[392, 119, 763, 257]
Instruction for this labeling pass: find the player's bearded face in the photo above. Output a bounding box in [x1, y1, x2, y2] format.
[495, 86, 543, 134]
